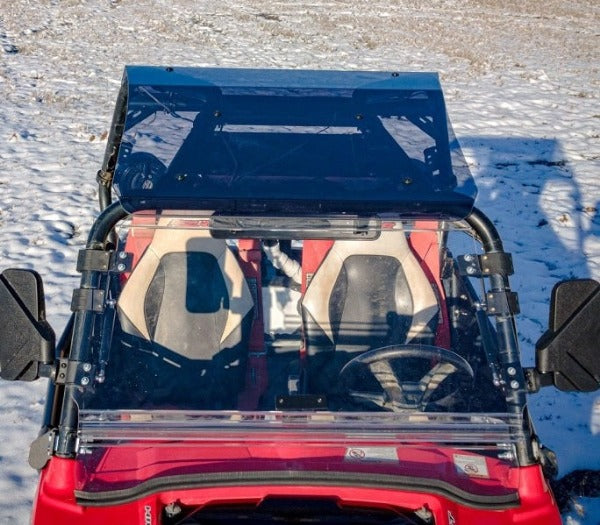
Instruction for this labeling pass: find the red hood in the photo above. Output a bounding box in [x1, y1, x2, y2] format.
[33, 445, 561, 525]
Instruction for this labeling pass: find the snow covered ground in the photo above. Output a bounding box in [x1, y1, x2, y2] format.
[0, 1, 598, 522]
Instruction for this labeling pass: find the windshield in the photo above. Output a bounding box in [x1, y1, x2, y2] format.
[82, 214, 509, 416]
[74, 213, 525, 502]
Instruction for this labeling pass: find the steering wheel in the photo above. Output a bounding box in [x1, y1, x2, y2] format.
[338, 344, 474, 411]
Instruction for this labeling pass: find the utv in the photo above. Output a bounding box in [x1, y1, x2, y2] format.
[0, 67, 598, 525]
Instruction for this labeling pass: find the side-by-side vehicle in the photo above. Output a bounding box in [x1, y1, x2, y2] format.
[1, 67, 598, 524]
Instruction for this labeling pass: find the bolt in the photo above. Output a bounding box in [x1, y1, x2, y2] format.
[510, 380, 520, 389]
[82, 362, 92, 372]
[214, 110, 222, 117]
[463, 254, 474, 262]
[466, 266, 476, 275]
[507, 367, 517, 376]
[116, 263, 126, 272]
[356, 114, 363, 120]
[403, 177, 413, 185]
[118, 251, 128, 260]
[80, 377, 90, 386]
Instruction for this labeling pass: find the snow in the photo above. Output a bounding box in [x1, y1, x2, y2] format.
[0, 0, 598, 522]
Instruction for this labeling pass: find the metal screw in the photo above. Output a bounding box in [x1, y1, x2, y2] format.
[116, 263, 126, 272]
[463, 254, 474, 262]
[82, 363, 92, 373]
[403, 177, 413, 185]
[510, 380, 520, 389]
[80, 377, 90, 386]
[214, 110, 222, 117]
[507, 367, 517, 376]
[466, 266, 477, 275]
[355, 114, 363, 120]
[118, 251, 128, 260]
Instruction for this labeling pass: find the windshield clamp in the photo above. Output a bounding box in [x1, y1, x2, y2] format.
[458, 253, 514, 277]
[486, 291, 520, 315]
[479, 252, 514, 276]
[76, 248, 132, 273]
[71, 288, 106, 313]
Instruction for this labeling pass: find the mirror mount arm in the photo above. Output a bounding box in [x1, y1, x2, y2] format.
[523, 368, 554, 393]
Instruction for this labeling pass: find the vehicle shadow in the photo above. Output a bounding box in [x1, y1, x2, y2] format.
[460, 135, 600, 509]
[459, 136, 596, 348]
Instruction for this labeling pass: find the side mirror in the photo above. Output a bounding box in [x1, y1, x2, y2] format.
[534, 279, 600, 392]
[0, 269, 55, 381]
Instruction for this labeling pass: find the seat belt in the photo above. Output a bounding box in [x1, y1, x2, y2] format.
[237, 239, 268, 409]
[408, 221, 451, 349]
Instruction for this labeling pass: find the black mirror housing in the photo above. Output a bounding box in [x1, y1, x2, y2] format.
[0, 269, 56, 381]
[535, 279, 600, 392]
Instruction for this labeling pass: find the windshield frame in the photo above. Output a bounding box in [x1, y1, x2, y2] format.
[49, 204, 532, 470]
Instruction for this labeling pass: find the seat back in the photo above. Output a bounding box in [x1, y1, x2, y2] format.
[301, 228, 439, 391]
[117, 219, 254, 407]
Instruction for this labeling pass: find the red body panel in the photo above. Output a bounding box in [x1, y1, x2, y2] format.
[32, 454, 561, 525]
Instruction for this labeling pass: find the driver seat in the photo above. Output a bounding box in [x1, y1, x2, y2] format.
[301, 228, 439, 393]
[117, 218, 254, 408]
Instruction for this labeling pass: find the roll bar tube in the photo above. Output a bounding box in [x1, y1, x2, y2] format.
[55, 202, 129, 456]
[97, 79, 128, 211]
[466, 207, 533, 464]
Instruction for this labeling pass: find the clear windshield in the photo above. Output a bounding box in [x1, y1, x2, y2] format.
[74, 213, 525, 499]
[80, 214, 511, 415]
